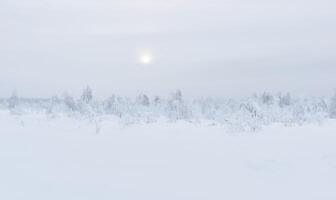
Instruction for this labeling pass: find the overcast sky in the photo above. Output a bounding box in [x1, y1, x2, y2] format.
[1, 0, 335, 98]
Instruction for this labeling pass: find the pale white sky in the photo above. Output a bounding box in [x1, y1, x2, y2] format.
[0, 0, 335, 98]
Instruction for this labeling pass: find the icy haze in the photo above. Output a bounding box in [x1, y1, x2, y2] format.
[1, 0, 336, 97]
[1, 1, 336, 199]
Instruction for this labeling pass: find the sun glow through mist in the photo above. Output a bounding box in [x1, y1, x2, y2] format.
[139, 53, 153, 65]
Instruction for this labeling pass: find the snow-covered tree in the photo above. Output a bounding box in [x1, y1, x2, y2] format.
[153, 96, 161, 105]
[172, 90, 183, 102]
[63, 93, 77, 112]
[261, 92, 274, 105]
[136, 94, 150, 106]
[167, 90, 192, 120]
[46, 95, 61, 114]
[81, 86, 93, 104]
[330, 92, 336, 119]
[278, 92, 292, 107]
[8, 91, 19, 109]
[0, 89, 334, 130]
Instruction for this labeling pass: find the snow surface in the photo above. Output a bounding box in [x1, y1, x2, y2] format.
[1, 114, 336, 200]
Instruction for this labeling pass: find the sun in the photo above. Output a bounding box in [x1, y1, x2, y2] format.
[139, 53, 153, 65]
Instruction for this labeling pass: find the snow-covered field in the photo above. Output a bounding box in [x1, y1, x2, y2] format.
[1, 114, 336, 200]
[2, 0, 336, 199]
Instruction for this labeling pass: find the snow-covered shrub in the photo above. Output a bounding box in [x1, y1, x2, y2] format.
[1, 89, 335, 130]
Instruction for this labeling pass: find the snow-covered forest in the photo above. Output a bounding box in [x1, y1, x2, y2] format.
[2, 87, 336, 131]
[2, 0, 336, 199]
